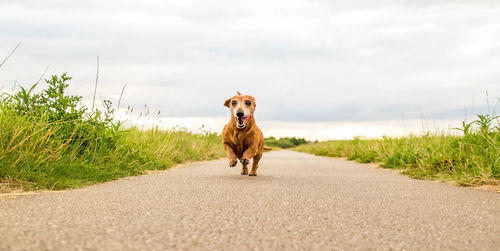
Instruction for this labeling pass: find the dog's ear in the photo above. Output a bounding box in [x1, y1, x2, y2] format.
[224, 98, 231, 107]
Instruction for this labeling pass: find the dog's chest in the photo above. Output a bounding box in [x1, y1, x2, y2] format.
[232, 133, 249, 154]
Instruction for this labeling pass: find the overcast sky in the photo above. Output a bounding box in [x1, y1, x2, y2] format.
[1, 0, 499, 127]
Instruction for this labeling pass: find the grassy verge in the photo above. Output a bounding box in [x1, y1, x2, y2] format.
[0, 74, 225, 191]
[294, 115, 500, 186]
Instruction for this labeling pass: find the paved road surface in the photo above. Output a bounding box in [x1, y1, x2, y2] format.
[1, 150, 499, 250]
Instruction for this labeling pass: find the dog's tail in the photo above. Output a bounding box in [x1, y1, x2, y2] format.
[263, 147, 273, 151]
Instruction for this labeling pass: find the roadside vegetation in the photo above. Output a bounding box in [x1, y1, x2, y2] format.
[295, 115, 500, 186]
[264, 136, 308, 149]
[0, 74, 225, 191]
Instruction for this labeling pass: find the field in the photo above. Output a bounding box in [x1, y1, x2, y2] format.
[0, 74, 225, 191]
[295, 115, 500, 186]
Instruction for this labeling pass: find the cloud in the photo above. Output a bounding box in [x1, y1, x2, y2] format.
[1, 0, 499, 123]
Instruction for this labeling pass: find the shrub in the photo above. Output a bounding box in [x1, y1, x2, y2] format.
[265, 136, 308, 148]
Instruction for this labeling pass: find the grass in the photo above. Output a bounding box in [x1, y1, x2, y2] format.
[0, 74, 225, 191]
[294, 115, 500, 186]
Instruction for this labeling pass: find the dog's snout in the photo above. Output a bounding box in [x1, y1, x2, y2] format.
[236, 111, 244, 118]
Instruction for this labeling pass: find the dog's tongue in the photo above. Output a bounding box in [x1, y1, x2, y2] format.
[243, 114, 251, 122]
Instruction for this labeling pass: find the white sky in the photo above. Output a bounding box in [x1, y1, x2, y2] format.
[1, 0, 499, 140]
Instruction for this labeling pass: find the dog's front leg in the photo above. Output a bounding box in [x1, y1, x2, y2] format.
[240, 146, 258, 166]
[224, 143, 238, 167]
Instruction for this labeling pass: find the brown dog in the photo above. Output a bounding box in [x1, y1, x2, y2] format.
[222, 93, 264, 176]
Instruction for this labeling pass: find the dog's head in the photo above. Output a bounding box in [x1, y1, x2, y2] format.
[224, 94, 256, 129]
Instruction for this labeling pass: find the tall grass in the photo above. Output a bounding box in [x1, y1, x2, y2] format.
[295, 115, 500, 186]
[0, 74, 224, 191]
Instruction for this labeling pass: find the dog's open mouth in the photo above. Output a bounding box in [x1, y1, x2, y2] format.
[236, 115, 251, 129]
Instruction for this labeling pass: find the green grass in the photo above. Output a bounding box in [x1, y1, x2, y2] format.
[294, 115, 500, 186]
[0, 74, 225, 191]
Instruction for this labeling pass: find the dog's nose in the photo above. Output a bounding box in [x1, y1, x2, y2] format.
[236, 111, 244, 118]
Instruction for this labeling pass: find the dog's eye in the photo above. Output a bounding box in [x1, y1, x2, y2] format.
[231, 100, 237, 106]
[245, 100, 251, 106]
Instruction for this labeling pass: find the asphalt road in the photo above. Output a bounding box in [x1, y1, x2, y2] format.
[1, 150, 499, 250]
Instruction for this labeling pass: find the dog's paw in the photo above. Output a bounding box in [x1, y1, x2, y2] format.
[249, 172, 257, 176]
[229, 159, 238, 167]
[240, 158, 250, 165]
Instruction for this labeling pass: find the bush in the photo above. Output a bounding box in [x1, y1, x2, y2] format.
[265, 136, 308, 148]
